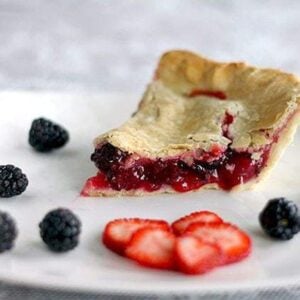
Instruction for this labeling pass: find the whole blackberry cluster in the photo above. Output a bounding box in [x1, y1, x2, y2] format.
[39, 208, 81, 252]
[91, 143, 128, 172]
[0, 211, 18, 252]
[0, 165, 28, 198]
[29, 118, 69, 152]
[259, 198, 300, 240]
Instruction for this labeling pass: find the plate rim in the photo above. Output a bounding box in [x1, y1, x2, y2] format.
[0, 271, 299, 295]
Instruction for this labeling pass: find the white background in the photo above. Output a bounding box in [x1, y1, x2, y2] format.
[0, 0, 300, 92]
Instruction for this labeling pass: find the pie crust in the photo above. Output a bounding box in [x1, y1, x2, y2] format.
[82, 50, 300, 196]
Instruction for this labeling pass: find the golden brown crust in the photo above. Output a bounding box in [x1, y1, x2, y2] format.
[95, 82, 232, 157]
[156, 50, 300, 149]
[248, 109, 300, 189]
[95, 50, 300, 157]
[89, 50, 300, 195]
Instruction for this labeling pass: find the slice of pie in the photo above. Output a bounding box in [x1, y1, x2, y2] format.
[81, 50, 300, 196]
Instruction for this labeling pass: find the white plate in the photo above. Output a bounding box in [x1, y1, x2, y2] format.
[0, 91, 299, 296]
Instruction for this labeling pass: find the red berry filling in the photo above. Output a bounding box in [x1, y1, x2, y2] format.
[222, 112, 234, 139]
[188, 89, 227, 100]
[82, 142, 270, 194]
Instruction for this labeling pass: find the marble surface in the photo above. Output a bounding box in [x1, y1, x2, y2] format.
[0, 1, 300, 299]
[0, 0, 300, 93]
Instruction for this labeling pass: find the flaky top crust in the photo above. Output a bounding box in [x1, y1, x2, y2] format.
[95, 50, 300, 158]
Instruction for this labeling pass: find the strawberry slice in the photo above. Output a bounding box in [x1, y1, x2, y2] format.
[172, 211, 223, 235]
[103, 218, 170, 255]
[125, 227, 176, 270]
[185, 222, 251, 264]
[175, 235, 223, 274]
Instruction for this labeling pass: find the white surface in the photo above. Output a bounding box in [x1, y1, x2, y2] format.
[0, 0, 300, 92]
[0, 92, 299, 296]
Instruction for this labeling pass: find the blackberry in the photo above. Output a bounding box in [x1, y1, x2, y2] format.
[0, 165, 28, 198]
[91, 143, 128, 171]
[259, 198, 300, 240]
[39, 208, 81, 252]
[0, 211, 18, 252]
[29, 118, 69, 152]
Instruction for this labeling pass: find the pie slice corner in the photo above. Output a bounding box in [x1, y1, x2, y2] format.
[81, 50, 300, 197]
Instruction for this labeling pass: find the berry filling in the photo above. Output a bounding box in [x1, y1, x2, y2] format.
[222, 112, 234, 139]
[188, 89, 227, 100]
[82, 142, 270, 194]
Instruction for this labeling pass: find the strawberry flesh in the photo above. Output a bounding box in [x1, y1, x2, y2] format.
[102, 218, 170, 255]
[175, 235, 223, 274]
[125, 227, 176, 270]
[172, 211, 223, 235]
[185, 222, 251, 264]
